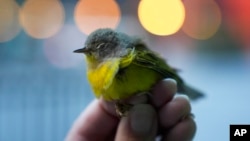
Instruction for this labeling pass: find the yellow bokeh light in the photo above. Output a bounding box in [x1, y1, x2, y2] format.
[74, 0, 121, 35]
[19, 0, 64, 39]
[0, 0, 21, 42]
[182, 0, 221, 40]
[138, 0, 185, 36]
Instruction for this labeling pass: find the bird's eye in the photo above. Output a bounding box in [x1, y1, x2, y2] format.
[96, 43, 105, 49]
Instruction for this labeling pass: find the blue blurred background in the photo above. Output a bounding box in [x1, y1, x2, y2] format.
[0, 0, 250, 141]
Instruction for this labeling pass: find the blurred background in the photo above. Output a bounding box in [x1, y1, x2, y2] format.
[0, 0, 250, 140]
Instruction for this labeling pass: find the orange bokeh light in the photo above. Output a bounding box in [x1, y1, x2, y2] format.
[182, 0, 221, 40]
[19, 0, 64, 39]
[74, 0, 121, 35]
[0, 0, 21, 42]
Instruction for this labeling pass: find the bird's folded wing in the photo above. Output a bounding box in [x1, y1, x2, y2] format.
[119, 47, 136, 68]
[133, 46, 183, 83]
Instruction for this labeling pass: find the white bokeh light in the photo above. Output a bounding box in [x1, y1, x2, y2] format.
[43, 24, 86, 69]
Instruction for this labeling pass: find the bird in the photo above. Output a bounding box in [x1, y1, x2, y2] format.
[74, 28, 203, 116]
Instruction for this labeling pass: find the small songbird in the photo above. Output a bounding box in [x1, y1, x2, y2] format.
[74, 28, 203, 115]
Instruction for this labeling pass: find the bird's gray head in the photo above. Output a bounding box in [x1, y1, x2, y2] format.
[74, 28, 134, 61]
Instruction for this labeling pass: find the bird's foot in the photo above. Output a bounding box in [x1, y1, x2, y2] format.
[114, 92, 150, 117]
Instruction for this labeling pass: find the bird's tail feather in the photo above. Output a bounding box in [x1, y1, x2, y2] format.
[178, 84, 204, 100]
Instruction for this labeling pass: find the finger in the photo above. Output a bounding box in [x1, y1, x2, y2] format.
[162, 116, 196, 141]
[65, 99, 119, 141]
[115, 104, 157, 141]
[100, 98, 119, 117]
[159, 95, 191, 129]
[150, 79, 177, 108]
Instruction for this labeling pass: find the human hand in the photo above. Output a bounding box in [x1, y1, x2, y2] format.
[65, 79, 196, 141]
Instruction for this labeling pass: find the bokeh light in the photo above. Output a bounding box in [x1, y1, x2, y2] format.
[0, 0, 21, 42]
[19, 0, 64, 39]
[74, 0, 121, 35]
[43, 25, 86, 69]
[182, 0, 221, 40]
[138, 0, 185, 36]
[222, 0, 250, 47]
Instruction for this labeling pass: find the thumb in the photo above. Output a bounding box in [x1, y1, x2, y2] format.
[115, 104, 158, 141]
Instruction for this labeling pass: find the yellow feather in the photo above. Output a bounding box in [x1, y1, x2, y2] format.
[86, 52, 163, 100]
[87, 58, 120, 98]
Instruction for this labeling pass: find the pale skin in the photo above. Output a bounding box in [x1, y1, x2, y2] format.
[65, 79, 196, 141]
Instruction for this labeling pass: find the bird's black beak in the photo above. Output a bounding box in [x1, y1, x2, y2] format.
[73, 47, 89, 53]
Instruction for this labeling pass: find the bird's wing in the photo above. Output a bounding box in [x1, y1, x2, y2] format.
[119, 47, 136, 69]
[132, 43, 184, 84]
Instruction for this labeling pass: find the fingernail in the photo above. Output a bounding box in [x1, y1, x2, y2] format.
[163, 79, 177, 92]
[164, 78, 177, 85]
[174, 94, 190, 102]
[130, 104, 156, 136]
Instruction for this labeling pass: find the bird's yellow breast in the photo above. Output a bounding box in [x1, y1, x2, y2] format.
[87, 58, 163, 101]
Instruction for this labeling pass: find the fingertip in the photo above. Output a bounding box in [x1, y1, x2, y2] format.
[163, 117, 196, 141]
[159, 94, 192, 129]
[130, 104, 157, 136]
[164, 78, 177, 86]
[174, 94, 190, 103]
[115, 104, 158, 141]
[150, 79, 177, 108]
[99, 98, 118, 118]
